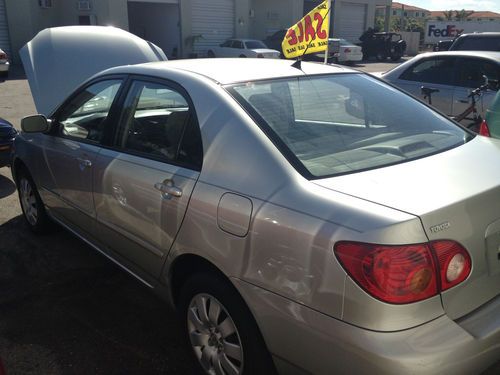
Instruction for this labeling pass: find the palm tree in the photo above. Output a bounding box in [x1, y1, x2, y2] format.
[455, 9, 474, 21]
[443, 10, 454, 21]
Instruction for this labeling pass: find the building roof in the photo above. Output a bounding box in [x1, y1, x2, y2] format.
[391, 2, 429, 12]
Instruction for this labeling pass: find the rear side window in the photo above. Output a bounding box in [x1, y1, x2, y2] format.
[115, 80, 202, 170]
[452, 36, 500, 51]
[456, 58, 500, 88]
[229, 74, 469, 179]
[400, 58, 456, 85]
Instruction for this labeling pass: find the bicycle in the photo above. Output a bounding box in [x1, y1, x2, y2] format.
[421, 77, 498, 132]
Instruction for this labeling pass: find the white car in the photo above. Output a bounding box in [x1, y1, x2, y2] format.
[311, 39, 363, 64]
[208, 39, 280, 59]
[0, 48, 9, 78]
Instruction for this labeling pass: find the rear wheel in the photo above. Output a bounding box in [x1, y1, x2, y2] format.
[207, 50, 215, 58]
[239, 55, 247, 58]
[178, 273, 276, 375]
[17, 169, 51, 233]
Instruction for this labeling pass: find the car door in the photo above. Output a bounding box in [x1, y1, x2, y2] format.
[39, 78, 124, 236]
[453, 57, 500, 118]
[394, 56, 457, 115]
[93, 78, 203, 278]
[232, 40, 246, 57]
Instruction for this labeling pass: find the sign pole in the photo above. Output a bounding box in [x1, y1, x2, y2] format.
[323, 0, 332, 64]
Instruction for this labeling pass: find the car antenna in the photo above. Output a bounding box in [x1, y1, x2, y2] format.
[290, 2, 332, 71]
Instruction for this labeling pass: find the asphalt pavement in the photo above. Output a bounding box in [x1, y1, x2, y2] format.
[0, 61, 499, 375]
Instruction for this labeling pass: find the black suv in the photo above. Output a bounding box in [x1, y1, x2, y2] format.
[360, 32, 406, 61]
[449, 32, 500, 52]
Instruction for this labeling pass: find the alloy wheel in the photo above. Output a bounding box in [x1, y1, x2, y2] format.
[19, 177, 38, 226]
[187, 293, 244, 375]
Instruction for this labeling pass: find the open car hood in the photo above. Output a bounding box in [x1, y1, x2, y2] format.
[20, 26, 167, 116]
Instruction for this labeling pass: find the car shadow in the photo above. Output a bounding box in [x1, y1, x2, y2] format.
[0, 173, 16, 199]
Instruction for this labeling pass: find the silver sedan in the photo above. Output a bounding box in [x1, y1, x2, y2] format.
[380, 51, 500, 125]
[12, 27, 500, 375]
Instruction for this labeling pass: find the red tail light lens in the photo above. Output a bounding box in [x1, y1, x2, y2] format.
[479, 119, 491, 137]
[0, 53, 6, 60]
[335, 240, 471, 304]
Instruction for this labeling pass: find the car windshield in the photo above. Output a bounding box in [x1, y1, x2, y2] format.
[228, 73, 471, 179]
[245, 40, 267, 49]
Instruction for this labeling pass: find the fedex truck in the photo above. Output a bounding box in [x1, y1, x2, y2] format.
[425, 21, 500, 44]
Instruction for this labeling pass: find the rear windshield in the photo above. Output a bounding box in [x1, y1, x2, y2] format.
[228, 73, 470, 179]
[451, 36, 500, 51]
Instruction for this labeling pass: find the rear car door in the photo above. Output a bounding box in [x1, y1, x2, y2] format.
[93, 78, 203, 278]
[453, 57, 500, 118]
[394, 56, 457, 115]
[40, 78, 124, 236]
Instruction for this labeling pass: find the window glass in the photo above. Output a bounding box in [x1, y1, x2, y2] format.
[58, 80, 122, 142]
[400, 58, 456, 85]
[221, 40, 232, 48]
[454, 37, 500, 51]
[233, 40, 244, 49]
[117, 81, 202, 169]
[456, 58, 499, 88]
[229, 74, 469, 178]
[245, 40, 267, 49]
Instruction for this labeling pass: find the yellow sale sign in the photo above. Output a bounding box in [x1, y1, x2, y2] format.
[281, 0, 331, 59]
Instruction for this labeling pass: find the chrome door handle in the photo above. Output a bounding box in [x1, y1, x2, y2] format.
[154, 182, 182, 198]
[77, 157, 92, 168]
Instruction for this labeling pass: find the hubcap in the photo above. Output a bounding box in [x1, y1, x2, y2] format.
[19, 177, 38, 226]
[187, 294, 243, 375]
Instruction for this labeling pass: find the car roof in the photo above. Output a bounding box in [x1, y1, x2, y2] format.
[105, 58, 357, 85]
[413, 50, 500, 61]
[457, 32, 500, 37]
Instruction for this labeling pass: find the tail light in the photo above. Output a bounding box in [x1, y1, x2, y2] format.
[344, 48, 351, 53]
[479, 119, 491, 137]
[334, 240, 471, 304]
[257, 54, 264, 58]
[0, 52, 6, 60]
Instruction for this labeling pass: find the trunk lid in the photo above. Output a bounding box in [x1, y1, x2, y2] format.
[20, 26, 167, 116]
[314, 136, 500, 319]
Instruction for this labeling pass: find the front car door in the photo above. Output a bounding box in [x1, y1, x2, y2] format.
[453, 57, 500, 118]
[93, 78, 203, 278]
[38, 79, 123, 236]
[394, 56, 457, 115]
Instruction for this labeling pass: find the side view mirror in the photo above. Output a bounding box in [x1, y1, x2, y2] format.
[21, 114, 50, 133]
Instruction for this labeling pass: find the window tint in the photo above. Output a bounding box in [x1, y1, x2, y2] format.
[453, 36, 500, 51]
[116, 81, 202, 169]
[400, 58, 456, 85]
[233, 40, 244, 49]
[58, 80, 122, 142]
[245, 40, 267, 49]
[230, 74, 468, 178]
[456, 58, 499, 88]
[221, 40, 232, 47]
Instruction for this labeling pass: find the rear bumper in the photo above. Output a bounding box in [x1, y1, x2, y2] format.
[233, 278, 500, 375]
[0, 62, 9, 73]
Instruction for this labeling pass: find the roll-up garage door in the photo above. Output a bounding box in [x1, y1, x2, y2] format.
[338, 2, 366, 42]
[0, 0, 11, 57]
[192, 0, 235, 57]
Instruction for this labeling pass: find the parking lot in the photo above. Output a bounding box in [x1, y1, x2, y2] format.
[1, 60, 498, 375]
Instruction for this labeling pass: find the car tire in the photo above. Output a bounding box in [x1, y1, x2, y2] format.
[390, 54, 402, 61]
[207, 50, 215, 58]
[239, 55, 247, 58]
[178, 273, 277, 375]
[17, 168, 52, 233]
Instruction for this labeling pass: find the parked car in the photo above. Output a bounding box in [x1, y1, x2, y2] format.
[263, 29, 287, 56]
[433, 39, 454, 51]
[380, 51, 500, 125]
[361, 32, 406, 61]
[0, 48, 9, 78]
[14, 26, 500, 375]
[207, 39, 280, 59]
[310, 38, 362, 64]
[0, 117, 17, 167]
[449, 32, 500, 52]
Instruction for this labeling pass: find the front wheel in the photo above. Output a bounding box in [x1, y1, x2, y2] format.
[178, 273, 276, 375]
[17, 169, 52, 233]
[390, 53, 402, 61]
[207, 50, 215, 58]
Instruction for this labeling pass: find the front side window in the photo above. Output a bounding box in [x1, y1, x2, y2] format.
[57, 80, 122, 142]
[233, 40, 244, 49]
[400, 57, 456, 85]
[229, 74, 469, 178]
[116, 81, 202, 169]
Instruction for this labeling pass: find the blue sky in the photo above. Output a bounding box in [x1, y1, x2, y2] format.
[404, 1, 500, 13]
